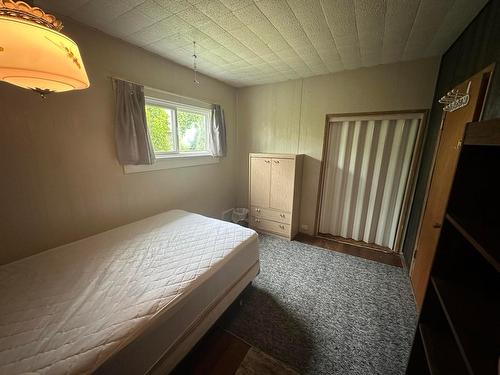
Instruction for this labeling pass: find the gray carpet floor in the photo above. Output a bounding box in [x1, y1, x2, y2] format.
[220, 234, 417, 375]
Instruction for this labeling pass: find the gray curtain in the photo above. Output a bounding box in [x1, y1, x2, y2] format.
[113, 79, 155, 165]
[208, 104, 227, 157]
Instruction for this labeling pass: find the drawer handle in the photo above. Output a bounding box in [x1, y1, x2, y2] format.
[264, 160, 270, 163]
[256, 208, 261, 213]
[279, 224, 285, 229]
[280, 214, 285, 218]
[274, 160, 280, 164]
[255, 219, 260, 223]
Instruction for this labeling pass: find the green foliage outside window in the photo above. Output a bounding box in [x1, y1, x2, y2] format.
[145, 105, 173, 152]
[177, 110, 207, 152]
[145, 103, 208, 153]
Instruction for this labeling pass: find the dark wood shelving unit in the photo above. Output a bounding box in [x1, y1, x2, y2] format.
[406, 118, 500, 375]
[419, 322, 468, 375]
[445, 214, 500, 272]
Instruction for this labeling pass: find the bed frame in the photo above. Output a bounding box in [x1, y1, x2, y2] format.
[94, 261, 260, 375]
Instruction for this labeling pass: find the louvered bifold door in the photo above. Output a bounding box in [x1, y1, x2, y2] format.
[319, 116, 421, 251]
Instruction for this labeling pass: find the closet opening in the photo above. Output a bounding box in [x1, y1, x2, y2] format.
[315, 110, 428, 253]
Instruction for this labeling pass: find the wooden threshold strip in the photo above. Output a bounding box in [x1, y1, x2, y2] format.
[295, 233, 403, 267]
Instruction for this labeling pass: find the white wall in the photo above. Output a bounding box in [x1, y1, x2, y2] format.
[0, 19, 237, 264]
[236, 57, 440, 235]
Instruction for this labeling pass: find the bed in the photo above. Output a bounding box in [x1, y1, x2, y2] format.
[0, 210, 259, 374]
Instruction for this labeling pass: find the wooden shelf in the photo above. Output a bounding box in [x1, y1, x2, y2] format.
[418, 323, 469, 375]
[445, 214, 500, 272]
[407, 120, 500, 375]
[431, 277, 500, 375]
[406, 326, 432, 375]
[463, 118, 500, 146]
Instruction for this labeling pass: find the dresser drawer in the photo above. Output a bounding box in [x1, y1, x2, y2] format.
[251, 206, 291, 224]
[251, 217, 291, 236]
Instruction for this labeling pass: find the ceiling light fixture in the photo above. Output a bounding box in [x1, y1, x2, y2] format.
[192, 41, 199, 85]
[0, 0, 90, 97]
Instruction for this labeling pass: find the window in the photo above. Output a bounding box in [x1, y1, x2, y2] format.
[145, 97, 211, 157]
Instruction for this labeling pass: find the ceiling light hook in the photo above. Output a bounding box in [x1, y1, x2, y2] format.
[193, 41, 200, 85]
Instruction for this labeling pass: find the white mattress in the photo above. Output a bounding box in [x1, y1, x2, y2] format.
[0, 210, 258, 374]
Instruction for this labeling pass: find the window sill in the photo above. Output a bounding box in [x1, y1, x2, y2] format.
[123, 154, 219, 174]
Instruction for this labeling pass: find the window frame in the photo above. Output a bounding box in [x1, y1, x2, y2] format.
[145, 96, 211, 159]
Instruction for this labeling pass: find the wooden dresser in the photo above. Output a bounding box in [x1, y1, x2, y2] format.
[248, 153, 303, 240]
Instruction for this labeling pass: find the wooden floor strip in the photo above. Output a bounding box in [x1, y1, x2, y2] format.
[171, 327, 250, 375]
[295, 233, 403, 267]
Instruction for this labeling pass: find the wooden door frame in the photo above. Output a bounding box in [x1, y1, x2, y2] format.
[313, 109, 429, 253]
[409, 63, 495, 275]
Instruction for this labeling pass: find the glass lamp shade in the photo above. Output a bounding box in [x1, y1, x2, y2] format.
[0, 15, 90, 93]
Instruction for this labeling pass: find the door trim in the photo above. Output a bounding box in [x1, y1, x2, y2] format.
[314, 109, 429, 253]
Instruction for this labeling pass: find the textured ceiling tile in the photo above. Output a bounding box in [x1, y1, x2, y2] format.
[229, 60, 250, 68]
[153, 0, 191, 14]
[291, 2, 329, 38]
[355, 0, 386, 32]
[263, 15, 305, 40]
[230, 26, 269, 51]
[321, 0, 357, 36]
[209, 33, 233, 47]
[148, 41, 179, 55]
[334, 34, 360, 48]
[197, 20, 227, 38]
[211, 12, 243, 31]
[321, 0, 362, 68]
[425, 0, 489, 56]
[233, 3, 267, 25]
[275, 48, 299, 59]
[402, 0, 454, 60]
[103, 7, 158, 37]
[149, 35, 190, 52]
[244, 56, 266, 65]
[163, 15, 193, 34]
[127, 19, 169, 45]
[80, 0, 145, 22]
[218, 0, 253, 11]
[382, 0, 420, 63]
[355, 0, 385, 66]
[127, 31, 158, 46]
[264, 37, 292, 53]
[235, 50, 259, 60]
[195, 0, 231, 17]
[185, 27, 211, 42]
[39, 0, 489, 86]
[204, 53, 228, 65]
[134, 0, 169, 21]
[214, 49, 241, 63]
[177, 6, 211, 27]
[314, 35, 339, 50]
[77, 0, 135, 26]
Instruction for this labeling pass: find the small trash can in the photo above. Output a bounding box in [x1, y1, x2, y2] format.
[231, 208, 249, 226]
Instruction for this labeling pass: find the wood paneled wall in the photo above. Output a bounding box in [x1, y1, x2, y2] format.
[236, 58, 440, 236]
